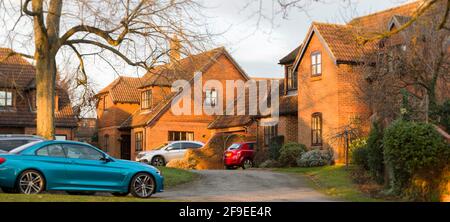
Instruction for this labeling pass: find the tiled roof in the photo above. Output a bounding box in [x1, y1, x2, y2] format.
[0, 48, 77, 128]
[313, 22, 377, 63]
[348, 1, 420, 32]
[98, 76, 142, 104]
[140, 47, 226, 88]
[121, 47, 238, 128]
[293, 1, 420, 65]
[279, 45, 302, 65]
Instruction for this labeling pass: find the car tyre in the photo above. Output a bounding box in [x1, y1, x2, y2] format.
[112, 192, 130, 197]
[242, 159, 253, 170]
[130, 173, 155, 198]
[16, 170, 45, 195]
[151, 156, 166, 167]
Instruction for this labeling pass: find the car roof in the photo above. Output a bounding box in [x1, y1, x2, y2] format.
[0, 134, 45, 140]
[16, 140, 101, 153]
[235, 141, 256, 144]
[169, 141, 204, 144]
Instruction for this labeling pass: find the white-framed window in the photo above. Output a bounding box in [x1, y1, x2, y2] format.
[311, 52, 322, 76]
[205, 88, 217, 107]
[141, 90, 152, 109]
[0, 90, 13, 107]
[168, 131, 194, 141]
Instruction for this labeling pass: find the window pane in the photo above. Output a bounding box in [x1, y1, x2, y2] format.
[187, 132, 194, 141]
[317, 53, 321, 64]
[317, 64, 322, 74]
[64, 144, 103, 160]
[311, 55, 316, 65]
[0, 91, 5, 99]
[36, 147, 49, 156]
[47, 145, 65, 157]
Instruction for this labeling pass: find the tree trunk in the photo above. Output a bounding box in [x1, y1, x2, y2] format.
[35, 54, 56, 140]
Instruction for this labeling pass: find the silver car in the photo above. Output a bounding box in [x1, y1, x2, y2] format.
[0, 134, 45, 153]
[135, 141, 204, 166]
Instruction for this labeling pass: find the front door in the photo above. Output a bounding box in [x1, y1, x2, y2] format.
[120, 135, 131, 160]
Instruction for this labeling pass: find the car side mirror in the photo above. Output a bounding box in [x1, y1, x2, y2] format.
[100, 156, 112, 162]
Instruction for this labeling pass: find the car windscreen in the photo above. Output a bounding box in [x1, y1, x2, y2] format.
[155, 143, 168, 150]
[0, 140, 38, 152]
[227, 143, 241, 150]
[9, 141, 42, 154]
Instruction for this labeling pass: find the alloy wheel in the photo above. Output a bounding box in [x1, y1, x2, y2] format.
[132, 174, 155, 198]
[152, 156, 165, 166]
[18, 171, 44, 194]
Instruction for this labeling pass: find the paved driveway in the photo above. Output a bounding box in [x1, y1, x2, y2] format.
[158, 169, 334, 202]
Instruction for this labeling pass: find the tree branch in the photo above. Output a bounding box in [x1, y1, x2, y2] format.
[64, 39, 148, 69]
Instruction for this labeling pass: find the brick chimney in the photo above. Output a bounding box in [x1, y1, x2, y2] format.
[169, 35, 181, 62]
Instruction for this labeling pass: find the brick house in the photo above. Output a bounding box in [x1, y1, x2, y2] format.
[0, 48, 77, 138]
[97, 47, 250, 159]
[96, 76, 141, 159]
[289, 1, 420, 162]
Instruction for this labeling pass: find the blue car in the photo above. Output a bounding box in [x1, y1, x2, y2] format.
[0, 140, 163, 198]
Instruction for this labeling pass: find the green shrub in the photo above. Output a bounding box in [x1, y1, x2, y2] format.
[268, 136, 284, 160]
[383, 120, 450, 201]
[278, 142, 307, 167]
[258, 159, 281, 168]
[351, 145, 369, 170]
[366, 122, 385, 184]
[349, 138, 369, 169]
[297, 149, 333, 167]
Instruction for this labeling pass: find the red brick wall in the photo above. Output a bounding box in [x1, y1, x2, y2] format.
[98, 127, 123, 158]
[97, 94, 139, 128]
[297, 32, 340, 155]
[279, 115, 298, 143]
[297, 32, 370, 162]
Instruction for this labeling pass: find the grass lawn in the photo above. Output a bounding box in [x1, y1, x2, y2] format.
[275, 165, 385, 202]
[0, 167, 197, 202]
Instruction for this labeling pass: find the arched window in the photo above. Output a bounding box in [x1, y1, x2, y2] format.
[311, 113, 322, 146]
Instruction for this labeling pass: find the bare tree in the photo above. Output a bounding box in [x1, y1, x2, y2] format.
[358, 0, 450, 125]
[248, 0, 448, 39]
[0, 0, 212, 139]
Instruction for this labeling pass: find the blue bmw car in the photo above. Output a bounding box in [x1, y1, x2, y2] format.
[0, 140, 163, 198]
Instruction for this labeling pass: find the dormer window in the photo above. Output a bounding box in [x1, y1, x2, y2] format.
[0, 90, 13, 107]
[205, 88, 217, 107]
[287, 66, 297, 91]
[311, 51, 322, 76]
[141, 90, 152, 109]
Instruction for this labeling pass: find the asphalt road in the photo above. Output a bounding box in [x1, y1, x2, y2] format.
[157, 169, 334, 202]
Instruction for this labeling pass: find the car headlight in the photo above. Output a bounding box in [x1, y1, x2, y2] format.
[136, 153, 146, 159]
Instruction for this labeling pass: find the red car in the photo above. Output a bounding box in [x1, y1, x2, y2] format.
[223, 142, 256, 169]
